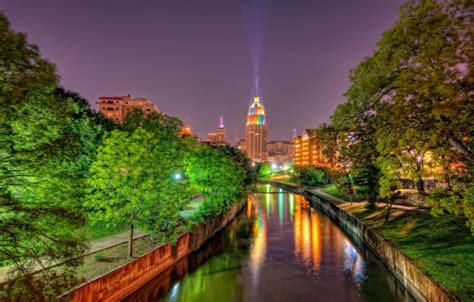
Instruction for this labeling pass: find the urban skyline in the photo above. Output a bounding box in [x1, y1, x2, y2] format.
[0, 0, 407, 140]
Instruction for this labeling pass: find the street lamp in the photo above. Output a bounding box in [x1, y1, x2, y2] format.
[173, 171, 183, 182]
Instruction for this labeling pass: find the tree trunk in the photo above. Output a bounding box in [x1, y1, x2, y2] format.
[447, 138, 474, 163]
[128, 223, 134, 258]
[416, 178, 425, 194]
[384, 200, 394, 223]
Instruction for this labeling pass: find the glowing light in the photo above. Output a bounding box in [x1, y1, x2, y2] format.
[219, 116, 224, 128]
[246, 96, 266, 126]
[250, 205, 267, 288]
[271, 162, 278, 170]
[289, 193, 295, 219]
[278, 189, 284, 226]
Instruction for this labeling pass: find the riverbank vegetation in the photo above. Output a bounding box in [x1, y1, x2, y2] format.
[0, 12, 255, 300]
[303, 0, 473, 232]
[339, 202, 474, 301]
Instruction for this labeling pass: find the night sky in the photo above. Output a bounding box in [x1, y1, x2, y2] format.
[1, 0, 405, 142]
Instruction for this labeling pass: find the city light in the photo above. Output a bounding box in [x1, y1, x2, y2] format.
[174, 172, 183, 181]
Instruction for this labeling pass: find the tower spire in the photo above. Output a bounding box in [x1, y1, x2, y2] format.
[219, 116, 224, 128]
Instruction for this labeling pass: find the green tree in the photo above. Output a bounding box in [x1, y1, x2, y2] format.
[334, 0, 473, 220]
[293, 166, 329, 186]
[257, 162, 273, 179]
[185, 145, 245, 220]
[0, 12, 100, 299]
[86, 127, 190, 256]
[214, 145, 257, 191]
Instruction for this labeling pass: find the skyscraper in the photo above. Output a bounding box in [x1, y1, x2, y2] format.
[245, 96, 267, 162]
[207, 116, 227, 146]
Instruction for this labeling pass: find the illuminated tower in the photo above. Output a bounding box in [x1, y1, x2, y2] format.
[207, 116, 227, 146]
[245, 96, 267, 162]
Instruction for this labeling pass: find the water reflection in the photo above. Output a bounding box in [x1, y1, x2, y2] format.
[344, 239, 366, 286]
[249, 197, 266, 287]
[293, 195, 321, 277]
[124, 186, 414, 302]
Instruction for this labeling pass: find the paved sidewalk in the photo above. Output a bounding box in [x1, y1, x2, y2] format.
[309, 188, 426, 212]
[0, 230, 149, 282]
[0, 195, 204, 282]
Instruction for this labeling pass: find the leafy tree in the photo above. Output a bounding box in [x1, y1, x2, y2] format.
[123, 109, 184, 138]
[214, 145, 257, 190]
[0, 12, 100, 299]
[184, 145, 245, 220]
[256, 162, 272, 179]
[314, 123, 340, 168]
[333, 0, 473, 222]
[86, 127, 190, 256]
[293, 166, 329, 186]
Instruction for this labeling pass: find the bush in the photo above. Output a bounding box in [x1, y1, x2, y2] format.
[292, 166, 329, 186]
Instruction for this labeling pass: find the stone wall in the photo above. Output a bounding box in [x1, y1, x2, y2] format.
[65, 200, 246, 302]
[270, 181, 458, 302]
[188, 201, 246, 252]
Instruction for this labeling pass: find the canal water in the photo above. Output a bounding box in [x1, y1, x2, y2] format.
[124, 185, 415, 302]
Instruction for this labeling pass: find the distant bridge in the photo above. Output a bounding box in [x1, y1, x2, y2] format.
[254, 191, 288, 194]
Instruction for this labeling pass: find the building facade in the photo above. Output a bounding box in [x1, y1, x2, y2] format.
[245, 96, 267, 162]
[267, 140, 294, 162]
[207, 117, 227, 146]
[97, 95, 159, 124]
[293, 129, 334, 168]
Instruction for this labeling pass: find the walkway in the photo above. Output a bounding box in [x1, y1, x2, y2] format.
[1, 195, 204, 282]
[265, 179, 426, 212]
[0, 230, 149, 282]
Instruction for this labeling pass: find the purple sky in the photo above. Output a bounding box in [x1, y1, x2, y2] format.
[1, 0, 405, 142]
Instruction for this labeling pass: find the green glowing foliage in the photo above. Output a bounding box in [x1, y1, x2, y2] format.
[86, 126, 191, 252]
[0, 12, 103, 299]
[293, 166, 329, 186]
[184, 145, 246, 220]
[257, 162, 272, 179]
[214, 145, 257, 190]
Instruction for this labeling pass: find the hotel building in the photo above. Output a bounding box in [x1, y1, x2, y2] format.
[97, 95, 159, 124]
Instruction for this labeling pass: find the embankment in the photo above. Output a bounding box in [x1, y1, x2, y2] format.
[265, 180, 458, 302]
[64, 200, 247, 302]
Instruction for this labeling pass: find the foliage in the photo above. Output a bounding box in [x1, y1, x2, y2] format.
[256, 162, 272, 179]
[0, 12, 101, 299]
[292, 166, 329, 186]
[341, 202, 474, 301]
[185, 145, 246, 221]
[214, 145, 257, 190]
[85, 125, 191, 250]
[329, 0, 473, 225]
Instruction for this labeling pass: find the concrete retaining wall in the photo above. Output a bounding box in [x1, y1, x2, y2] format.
[270, 181, 458, 302]
[65, 201, 246, 301]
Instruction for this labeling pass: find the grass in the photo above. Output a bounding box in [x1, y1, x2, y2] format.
[75, 234, 166, 282]
[80, 221, 129, 241]
[319, 183, 365, 201]
[339, 202, 474, 301]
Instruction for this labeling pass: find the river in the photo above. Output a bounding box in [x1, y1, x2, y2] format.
[124, 185, 415, 302]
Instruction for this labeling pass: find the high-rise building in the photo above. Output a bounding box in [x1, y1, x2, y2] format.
[245, 96, 267, 162]
[97, 95, 159, 124]
[207, 117, 227, 146]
